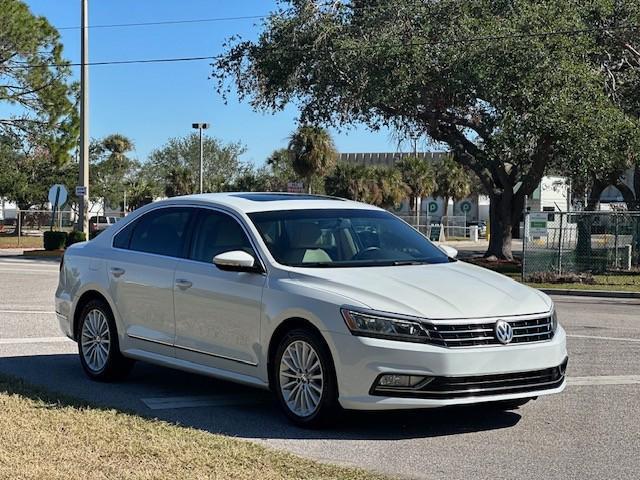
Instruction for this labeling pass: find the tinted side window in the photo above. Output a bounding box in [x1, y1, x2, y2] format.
[113, 221, 135, 249]
[129, 208, 192, 257]
[190, 210, 253, 263]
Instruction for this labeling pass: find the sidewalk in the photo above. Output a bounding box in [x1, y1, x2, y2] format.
[441, 239, 524, 259]
[0, 248, 25, 257]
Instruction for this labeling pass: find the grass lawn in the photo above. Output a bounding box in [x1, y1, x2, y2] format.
[0, 375, 384, 480]
[0, 234, 42, 249]
[524, 275, 640, 292]
[465, 257, 640, 292]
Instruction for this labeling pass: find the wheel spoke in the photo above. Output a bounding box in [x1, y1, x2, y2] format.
[281, 357, 297, 373]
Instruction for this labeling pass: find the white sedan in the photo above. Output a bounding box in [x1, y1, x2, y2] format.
[56, 193, 567, 427]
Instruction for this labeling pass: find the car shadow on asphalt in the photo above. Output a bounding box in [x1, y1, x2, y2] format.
[0, 353, 522, 441]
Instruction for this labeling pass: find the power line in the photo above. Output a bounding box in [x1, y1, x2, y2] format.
[12, 23, 640, 69]
[56, 14, 268, 30]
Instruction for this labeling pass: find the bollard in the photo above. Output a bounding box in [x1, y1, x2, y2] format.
[470, 225, 479, 242]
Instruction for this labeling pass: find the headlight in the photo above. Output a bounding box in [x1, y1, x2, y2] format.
[341, 308, 430, 343]
[551, 309, 558, 333]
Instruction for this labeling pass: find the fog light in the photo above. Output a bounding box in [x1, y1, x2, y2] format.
[377, 374, 430, 388]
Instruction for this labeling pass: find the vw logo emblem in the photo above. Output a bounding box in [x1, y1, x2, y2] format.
[494, 320, 514, 344]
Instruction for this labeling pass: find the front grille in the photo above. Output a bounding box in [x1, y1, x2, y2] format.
[424, 315, 554, 348]
[372, 360, 567, 399]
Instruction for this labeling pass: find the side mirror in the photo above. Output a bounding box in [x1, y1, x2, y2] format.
[213, 250, 262, 273]
[439, 245, 458, 259]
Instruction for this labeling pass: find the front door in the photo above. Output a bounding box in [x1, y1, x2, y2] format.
[173, 209, 265, 367]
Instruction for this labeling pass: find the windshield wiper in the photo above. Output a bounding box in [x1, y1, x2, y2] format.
[290, 262, 334, 268]
[392, 260, 429, 266]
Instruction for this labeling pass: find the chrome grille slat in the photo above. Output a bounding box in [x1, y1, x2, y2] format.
[425, 315, 554, 348]
[418, 379, 563, 396]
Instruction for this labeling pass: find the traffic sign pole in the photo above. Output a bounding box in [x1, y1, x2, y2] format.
[50, 188, 60, 231]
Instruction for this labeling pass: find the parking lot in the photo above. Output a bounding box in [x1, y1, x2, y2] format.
[1, 255, 639, 480]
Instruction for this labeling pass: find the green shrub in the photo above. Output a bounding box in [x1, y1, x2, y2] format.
[65, 230, 86, 248]
[43, 231, 67, 251]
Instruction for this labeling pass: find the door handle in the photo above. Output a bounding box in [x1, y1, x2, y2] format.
[110, 267, 125, 278]
[175, 279, 193, 290]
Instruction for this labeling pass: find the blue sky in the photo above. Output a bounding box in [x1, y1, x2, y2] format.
[24, 0, 422, 166]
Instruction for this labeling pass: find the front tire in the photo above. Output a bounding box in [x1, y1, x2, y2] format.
[78, 299, 133, 381]
[273, 328, 338, 428]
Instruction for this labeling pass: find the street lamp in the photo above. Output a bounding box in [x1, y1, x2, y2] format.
[192, 122, 210, 194]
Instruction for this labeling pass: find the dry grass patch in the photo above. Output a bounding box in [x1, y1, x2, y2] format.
[0, 234, 42, 249]
[0, 376, 385, 480]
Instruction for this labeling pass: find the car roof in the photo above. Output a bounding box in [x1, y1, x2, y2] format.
[159, 192, 382, 214]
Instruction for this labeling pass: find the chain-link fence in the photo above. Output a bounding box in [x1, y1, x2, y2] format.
[1, 210, 125, 247]
[523, 211, 640, 277]
[393, 212, 481, 241]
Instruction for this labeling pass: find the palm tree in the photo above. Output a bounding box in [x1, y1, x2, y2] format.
[288, 126, 338, 193]
[397, 156, 437, 221]
[325, 164, 370, 201]
[165, 166, 194, 197]
[434, 156, 472, 217]
[101, 134, 134, 169]
[368, 167, 409, 209]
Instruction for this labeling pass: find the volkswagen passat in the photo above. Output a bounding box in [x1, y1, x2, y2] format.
[56, 193, 567, 427]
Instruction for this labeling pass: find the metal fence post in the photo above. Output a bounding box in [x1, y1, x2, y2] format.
[614, 213, 619, 270]
[557, 212, 564, 276]
[17, 210, 21, 247]
[522, 211, 527, 282]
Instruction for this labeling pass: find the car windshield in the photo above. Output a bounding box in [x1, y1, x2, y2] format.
[248, 209, 450, 267]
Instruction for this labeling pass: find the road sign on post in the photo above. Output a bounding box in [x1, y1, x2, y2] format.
[287, 182, 305, 193]
[48, 185, 68, 231]
[75, 186, 87, 197]
[48, 185, 68, 208]
[529, 212, 549, 237]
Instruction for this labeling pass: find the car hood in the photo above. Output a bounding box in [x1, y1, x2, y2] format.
[287, 260, 552, 319]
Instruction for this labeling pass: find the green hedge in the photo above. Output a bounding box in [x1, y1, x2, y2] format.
[43, 231, 67, 251]
[65, 230, 86, 248]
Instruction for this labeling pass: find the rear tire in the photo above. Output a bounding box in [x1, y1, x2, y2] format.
[77, 299, 133, 381]
[273, 328, 339, 428]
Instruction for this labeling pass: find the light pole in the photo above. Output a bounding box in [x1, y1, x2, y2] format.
[78, 0, 90, 237]
[192, 123, 210, 194]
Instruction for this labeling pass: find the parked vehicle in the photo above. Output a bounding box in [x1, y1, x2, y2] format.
[56, 193, 567, 427]
[89, 215, 118, 233]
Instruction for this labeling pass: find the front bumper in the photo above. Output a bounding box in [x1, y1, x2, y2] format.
[329, 325, 568, 410]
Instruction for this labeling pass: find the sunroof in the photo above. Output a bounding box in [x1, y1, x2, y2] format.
[232, 193, 344, 202]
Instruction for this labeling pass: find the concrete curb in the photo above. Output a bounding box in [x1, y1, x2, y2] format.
[541, 288, 640, 299]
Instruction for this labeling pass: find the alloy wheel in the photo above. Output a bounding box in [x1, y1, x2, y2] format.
[81, 309, 111, 373]
[279, 340, 324, 417]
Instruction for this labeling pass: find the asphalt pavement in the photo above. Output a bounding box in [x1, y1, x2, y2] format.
[0, 256, 639, 479]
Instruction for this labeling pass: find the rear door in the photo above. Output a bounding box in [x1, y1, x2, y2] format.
[108, 207, 193, 353]
[173, 208, 265, 367]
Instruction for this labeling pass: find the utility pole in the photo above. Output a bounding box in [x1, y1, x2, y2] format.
[411, 133, 421, 229]
[78, 0, 90, 236]
[192, 123, 210, 194]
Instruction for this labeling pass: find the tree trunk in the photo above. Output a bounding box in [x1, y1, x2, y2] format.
[485, 193, 515, 260]
[576, 180, 605, 270]
[443, 196, 450, 217]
